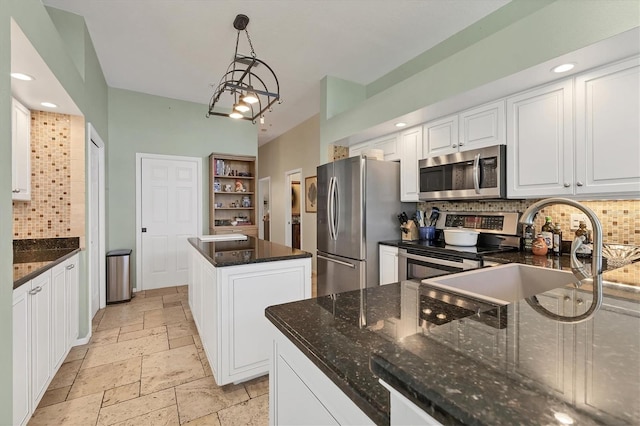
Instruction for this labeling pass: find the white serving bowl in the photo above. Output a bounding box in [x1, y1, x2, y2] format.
[443, 228, 479, 246]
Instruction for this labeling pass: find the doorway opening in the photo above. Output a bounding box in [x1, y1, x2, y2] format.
[284, 169, 302, 248]
[88, 123, 106, 324]
[258, 177, 271, 241]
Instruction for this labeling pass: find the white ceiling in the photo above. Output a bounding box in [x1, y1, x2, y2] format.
[32, 0, 510, 144]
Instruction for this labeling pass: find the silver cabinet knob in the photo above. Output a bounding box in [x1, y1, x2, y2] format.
[576, 299, 584, 306]
[12, 189, 20, 193]
[452, 144, 458, 148]
[66, 264, 75, 270]
[576, 181, 584, 187]
[459, 142, 464, 146]
[564, 295, 571, 302]
[563, 183, 571, 188]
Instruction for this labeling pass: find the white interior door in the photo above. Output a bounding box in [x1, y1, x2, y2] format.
[88, 122, 106, 321]
[90, 143, 100, 317]
[141, 157, 199, 290]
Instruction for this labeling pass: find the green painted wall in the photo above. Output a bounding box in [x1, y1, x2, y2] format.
[107, 88, 257, 288]
[320, 0, 640, 160]
[1, 1, 110, 420]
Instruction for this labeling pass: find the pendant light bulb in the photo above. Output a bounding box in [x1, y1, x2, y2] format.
[243, 90, 259, 104]
[234, 99, 250, 113]
[229, 110, 243, 119]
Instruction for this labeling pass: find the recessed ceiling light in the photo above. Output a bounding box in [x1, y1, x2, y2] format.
[395, 122, 407, 128]
[11, 72, 35, 81]
[40, 102, 57, 108]
[552, 63, 575, 73]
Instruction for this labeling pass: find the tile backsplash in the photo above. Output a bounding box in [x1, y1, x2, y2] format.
[417, 199, 640, 246]
[12, 110, 84, 241]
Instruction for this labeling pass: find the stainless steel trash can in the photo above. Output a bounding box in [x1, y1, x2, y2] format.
[106, 249, 132, 303]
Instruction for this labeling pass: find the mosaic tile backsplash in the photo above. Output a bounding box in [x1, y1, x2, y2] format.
[417, 199, 640, 246]
[13, 110, 72, 238]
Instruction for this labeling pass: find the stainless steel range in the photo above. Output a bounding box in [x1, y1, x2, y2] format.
[398, 211, 521, 282]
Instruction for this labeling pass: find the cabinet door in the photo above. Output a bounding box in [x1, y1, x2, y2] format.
[399, 126, 423, 202]
[348, 141, 370, 157]
[459, 100, 505, 151]
[372, 134, 400, 161]
[575, 57, 640, 196]
[423, 115, 458, 157]
[12, 98, 31, 201]
[31, 271, 52, 406]
[506, 80, 574, 198]
[510, 288, 575, 401]
[51, 263, 67, 371]
[379, 245, 398, 285]
[66, 255, 79, 347]
[13, 284, 31, 426]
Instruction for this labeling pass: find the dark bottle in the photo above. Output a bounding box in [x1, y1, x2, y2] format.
[552, 223, 562, 256]
[541, 216, 554, 251]
[523, 223, 535, 252]
[575, 221, 592, 256]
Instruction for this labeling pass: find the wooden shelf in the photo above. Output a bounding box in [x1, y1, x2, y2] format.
[210, 153, 257, 237]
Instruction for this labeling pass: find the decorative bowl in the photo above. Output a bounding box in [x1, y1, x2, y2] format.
[602, 244, 640, 267]
[443, 228, 479, 246]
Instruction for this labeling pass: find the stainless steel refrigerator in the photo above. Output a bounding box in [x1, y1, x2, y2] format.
[317, 156, 403, 297]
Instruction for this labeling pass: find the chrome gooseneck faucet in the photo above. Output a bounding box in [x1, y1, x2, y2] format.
[520, 198, 603, 323]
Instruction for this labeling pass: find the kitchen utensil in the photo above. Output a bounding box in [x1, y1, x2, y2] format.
[443, 228, 479, 246]
[397, 214, 405, 225]
[428, 207, 440, 226]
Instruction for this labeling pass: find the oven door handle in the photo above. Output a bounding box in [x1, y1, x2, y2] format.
[473, 153, 481, 194]
[398, 250, 479, 270]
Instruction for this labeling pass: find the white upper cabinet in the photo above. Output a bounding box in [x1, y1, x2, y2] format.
[459, 100, 505, 151]
[12, 98, 31, 201]
[372, 134, 400, 161]
[506, 80, 574, 198]
[423, 100, 505, 158]
[423, 114, 458, 157]
[349, 134, 400, 161]
[575, 57, 640, 196]
[399, 126, 423, 202]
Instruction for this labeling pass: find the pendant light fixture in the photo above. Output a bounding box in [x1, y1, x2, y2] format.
[207, 14, 281, 122]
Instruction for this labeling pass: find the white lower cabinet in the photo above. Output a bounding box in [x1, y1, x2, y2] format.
[378, 245, 398, 285]
[189, 244, 311, 386]
[269, 323, 372, 425]
[12, 253, 79, 426]
[13, 283, 31, 426]
[380, 380, 442, 426]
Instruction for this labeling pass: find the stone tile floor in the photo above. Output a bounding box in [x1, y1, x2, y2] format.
[29, 285, 269, 425]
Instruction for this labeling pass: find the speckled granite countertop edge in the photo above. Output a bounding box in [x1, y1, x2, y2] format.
[266, 307, 390, 426]
[14, 248, 81, 289]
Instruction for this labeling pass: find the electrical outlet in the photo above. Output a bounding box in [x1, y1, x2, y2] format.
[570, 213, 591, 230]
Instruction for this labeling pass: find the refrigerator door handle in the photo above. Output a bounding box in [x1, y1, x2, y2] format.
[333, 177, 339, 239]
[317, 254, 356, 269]
[328, 177, 336, 240]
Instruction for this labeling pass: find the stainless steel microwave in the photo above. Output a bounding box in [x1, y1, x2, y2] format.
[418, 145, 506, 201]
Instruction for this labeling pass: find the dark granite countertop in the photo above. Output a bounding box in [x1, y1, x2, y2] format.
[267, 257, 640, 425]
[188, 236, 311, 267]
[13, 238, 81, 289]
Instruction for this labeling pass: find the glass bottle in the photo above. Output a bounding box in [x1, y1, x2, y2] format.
[522, 223, 535, 253]
[575, 221, 592, 256]
[552, 223, 562, 256]
[541, 216, 554, 251]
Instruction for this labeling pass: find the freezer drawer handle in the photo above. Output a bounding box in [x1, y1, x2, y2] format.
[317, 254, 356, 269]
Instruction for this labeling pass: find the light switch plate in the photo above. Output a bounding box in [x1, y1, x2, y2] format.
[570, 213, 591, 230]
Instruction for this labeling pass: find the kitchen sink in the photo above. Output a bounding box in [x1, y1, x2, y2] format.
[422, 263, 578, 305]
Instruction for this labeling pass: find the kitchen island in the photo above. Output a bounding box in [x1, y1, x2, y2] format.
[266, 259, 640, 425]
[187, 236, 312, 386]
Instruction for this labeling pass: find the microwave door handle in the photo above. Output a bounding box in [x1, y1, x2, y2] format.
[473, 153, 481, 194]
